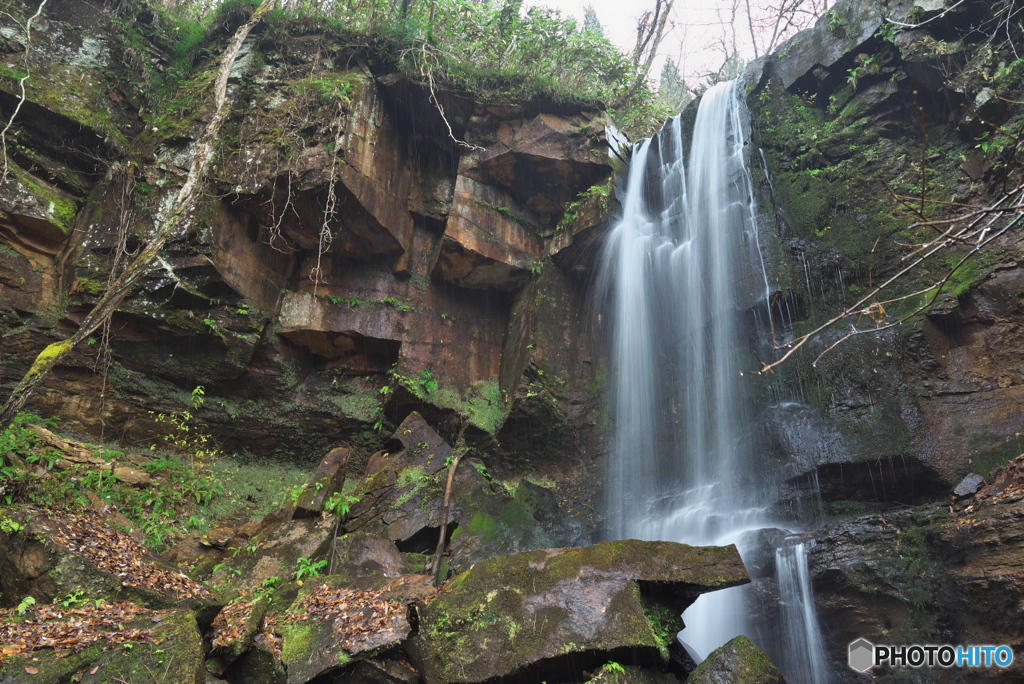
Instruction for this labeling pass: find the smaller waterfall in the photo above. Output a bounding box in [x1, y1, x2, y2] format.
[776, 541, 831, 684]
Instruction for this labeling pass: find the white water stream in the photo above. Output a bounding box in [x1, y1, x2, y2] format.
[599, 80, 830, 683]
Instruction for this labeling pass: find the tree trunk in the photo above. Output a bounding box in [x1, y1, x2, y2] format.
[0, 0, 276, 430]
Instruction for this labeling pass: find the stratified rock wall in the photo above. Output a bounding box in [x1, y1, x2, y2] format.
[747, 0, 1024, 502]
[745, 0, 1024, 680]
[0, 0, 616, 493]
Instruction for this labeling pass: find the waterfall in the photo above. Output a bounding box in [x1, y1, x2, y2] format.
[599, 80, 830, 683]
[777, 541, 831, 684]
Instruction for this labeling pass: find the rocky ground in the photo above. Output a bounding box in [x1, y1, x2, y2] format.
[0, 412, 771, 684]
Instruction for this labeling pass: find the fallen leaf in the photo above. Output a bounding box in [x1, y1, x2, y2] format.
[25, 666, 39, 674]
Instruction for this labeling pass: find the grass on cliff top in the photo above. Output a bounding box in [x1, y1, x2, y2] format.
[135, 0, 671, 138]
[0, 412, 312, 554]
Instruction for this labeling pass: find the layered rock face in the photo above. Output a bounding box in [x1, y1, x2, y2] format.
[0, 0, 612, 493]
[746, 0, 1024, 679]
[750, 0, 1024, 503]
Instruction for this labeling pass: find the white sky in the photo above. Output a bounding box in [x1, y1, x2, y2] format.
[525, 0, 825, 90]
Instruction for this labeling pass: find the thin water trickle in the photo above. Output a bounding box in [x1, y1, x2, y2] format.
[599, 81, 830, 683]
[777, 540, 831, 684]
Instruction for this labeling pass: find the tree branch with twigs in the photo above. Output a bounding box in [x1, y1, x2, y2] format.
[756, 97, 1024, 375]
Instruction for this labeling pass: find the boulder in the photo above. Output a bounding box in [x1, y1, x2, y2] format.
[331, 532, 410, 581]
[0, 603, 204, 684]
[447, 477, 586, 571]
[292, 447, 350, 518]
[347, 413, 587, 572]
[410, 539, 748, 683]
[207, 514, 337, 593]
[953, 472, 985, 498]
[209, 596, 270, 668]
[686, 635, 786, 684]
[0, 506, 216, 613]
[278, 573, 434, 684]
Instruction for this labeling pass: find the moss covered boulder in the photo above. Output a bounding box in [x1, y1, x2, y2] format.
[0, 603, 203, 684]
[278, 573, 434, 684]
[0, 506, 216, 613]
[348, 413, 587, 573]
[686, 635, 785, 684]
[410, 539, 748, 684]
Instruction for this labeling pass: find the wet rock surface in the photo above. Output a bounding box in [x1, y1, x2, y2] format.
[346, 412, 589, 573]
[411, 540, 749, 684]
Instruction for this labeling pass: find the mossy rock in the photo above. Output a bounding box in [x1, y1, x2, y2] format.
[686, 635, 786, 684]
[447, 479, 586, 573]
[0, 608, 204, 684]
[0, 506, 218, 615]
[208, 515, 337, 593]
[410, 540, 748, 683]
[279, 573, 432, 684]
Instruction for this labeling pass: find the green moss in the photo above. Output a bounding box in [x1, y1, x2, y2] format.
[0, 609, 205, 684]
[280, 620, 317, 666]
[467, 512, 497, 536]
[641, 602, 681, 655]
[944, 249, 1003, 296]
[92, 610, 203, 683]
[557, 177, 615, 233]
[394, 465, 436, 507]
[164, 309, 207, 333]
[15, 170, 79, 234]
[75, 277, 105, 295]
[27, 341, 74, 378]
[400, 373, 508, 435]
[289, 70, 365, 111]
[421, 539, 742, 682]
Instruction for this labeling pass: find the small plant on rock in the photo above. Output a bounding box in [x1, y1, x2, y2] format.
[295, 557, 327, 582]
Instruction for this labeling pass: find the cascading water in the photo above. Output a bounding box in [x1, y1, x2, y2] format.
[599, 80, 830, 683]
[776, 541, 831, 684]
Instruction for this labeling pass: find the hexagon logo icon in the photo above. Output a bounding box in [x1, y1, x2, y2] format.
[849, 638, 875, 672]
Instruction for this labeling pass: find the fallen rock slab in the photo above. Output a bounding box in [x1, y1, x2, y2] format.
[410, 539, 748, 684]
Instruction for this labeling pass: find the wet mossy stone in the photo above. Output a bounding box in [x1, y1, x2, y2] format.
[410, 539, 748, 684]
[686, 635, 786, 684]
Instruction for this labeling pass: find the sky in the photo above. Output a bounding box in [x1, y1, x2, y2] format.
[524, 0, 828, 91]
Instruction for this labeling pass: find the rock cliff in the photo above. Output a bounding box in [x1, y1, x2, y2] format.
[0, 0, 613, 498]
[745, 0, 1024, 678]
